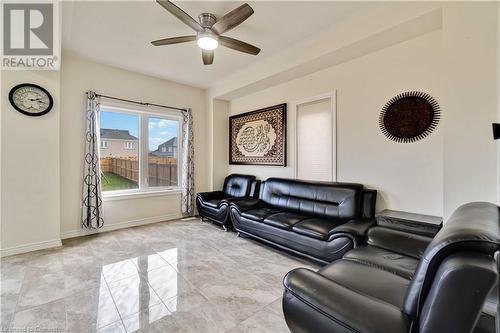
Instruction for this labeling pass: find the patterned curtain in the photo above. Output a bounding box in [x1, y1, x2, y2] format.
[81, 91, 104, 229]
[181, 108, 195, 216]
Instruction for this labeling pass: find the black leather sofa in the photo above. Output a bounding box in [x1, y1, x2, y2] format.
[229, 178, 377, 263]
[196, 174, 258, 230]
[283, 202, 500, 333]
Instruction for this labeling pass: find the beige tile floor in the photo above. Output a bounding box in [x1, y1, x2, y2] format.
[1, 218, 318, 332]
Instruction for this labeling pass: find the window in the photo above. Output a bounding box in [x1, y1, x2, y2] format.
[294, 94, 336, 181]
[124, 141, 135, 150]
[148, 117, 180, 187]
[99, 106, 182, 195]
[168, 147, 173, 153]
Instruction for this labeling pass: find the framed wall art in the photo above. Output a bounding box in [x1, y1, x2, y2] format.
[379, 91, 440, 143]
[229, 103, 287, 166]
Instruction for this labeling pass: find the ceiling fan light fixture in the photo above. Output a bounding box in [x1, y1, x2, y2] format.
[197, 35, 218, 50]
[152, 1, 260, 64]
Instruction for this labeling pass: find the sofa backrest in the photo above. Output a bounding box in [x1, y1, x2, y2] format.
[362, 189, 377, 219]
[367, 226, 433, 260]
[223, 174, 256, 198]
[260, 178, 365, 220]
[403, 202, 500, 320]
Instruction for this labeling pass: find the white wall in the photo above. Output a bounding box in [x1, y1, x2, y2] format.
[1, 52, 208, 254]
[227, 31, 444, 216]
[209, 2, 442, 100]
[59, 52, 207, 238]
[1, 70, 62, 254]
[442, 3, 499, 219]
[213, 3, 499, 219]
[211, 99, 229, 190]
[497, 3, 500, 205]
[1, 2, 498, 255]
[205, 97, 230, 190]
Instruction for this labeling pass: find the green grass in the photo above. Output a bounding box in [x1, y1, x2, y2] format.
[101, 172, 138, 192]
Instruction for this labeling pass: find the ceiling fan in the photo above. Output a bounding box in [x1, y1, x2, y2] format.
[151, 0, 260, 65]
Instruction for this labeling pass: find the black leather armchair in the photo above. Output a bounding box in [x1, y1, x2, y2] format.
[283, 202, 500, 333]
[196, 174, 258, 230]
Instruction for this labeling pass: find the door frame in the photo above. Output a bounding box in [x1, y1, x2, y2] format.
[290, 91, 337, 181]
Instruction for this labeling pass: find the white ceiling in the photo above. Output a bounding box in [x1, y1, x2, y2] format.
[62, 1, 365, 88]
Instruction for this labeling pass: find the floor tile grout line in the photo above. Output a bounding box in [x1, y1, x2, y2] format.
[153, 246, 251, 328]
[222, 301, 287, 333]
[104, 261, 173, 332]
[101, 271, 127, 332]
[6, 262, 76, 326]
[6, 265, 27, 327]
[3, 217, 306, 333]
[7, 297, 67, 329]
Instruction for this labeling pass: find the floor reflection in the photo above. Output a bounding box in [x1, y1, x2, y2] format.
[100, 248, 178, 332]
[2, 219, 306, 332]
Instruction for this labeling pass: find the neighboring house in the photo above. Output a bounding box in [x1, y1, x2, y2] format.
[100, 128, 138, 158]
[150, 137, 178, 157]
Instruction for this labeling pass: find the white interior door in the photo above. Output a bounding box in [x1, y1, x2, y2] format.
[295, 95, 335, 181]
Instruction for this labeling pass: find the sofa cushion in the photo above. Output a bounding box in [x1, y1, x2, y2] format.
[292, 218, 343, 241]
[241, 207, 283, 222]
[263, 212, 308, 230]
[283, 268, 411, 333]
[319, 260, 410, 308]
[343, 246, 418, 279]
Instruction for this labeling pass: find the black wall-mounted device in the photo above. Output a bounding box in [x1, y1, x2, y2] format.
[493, 123, 500, 140]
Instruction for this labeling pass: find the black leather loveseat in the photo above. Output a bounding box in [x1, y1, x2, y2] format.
[229, 178, 377, 263]
[196, 174, 258, 230]
[283, 202, 500, 333]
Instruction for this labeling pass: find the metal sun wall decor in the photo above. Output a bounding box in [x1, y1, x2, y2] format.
[379, 91, 440, 143]
[229, 103, 287, 166]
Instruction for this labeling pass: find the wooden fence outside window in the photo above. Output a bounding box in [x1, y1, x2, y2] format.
[100, 156, 178, 186]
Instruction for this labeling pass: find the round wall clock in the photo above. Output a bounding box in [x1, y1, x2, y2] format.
[379, 91, 440, 143]
[9, 83, 53, 117]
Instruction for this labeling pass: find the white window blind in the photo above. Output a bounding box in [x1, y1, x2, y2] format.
[296, 99, 333, 181]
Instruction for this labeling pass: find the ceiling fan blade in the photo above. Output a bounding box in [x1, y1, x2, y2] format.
[151, 35, 197, 46]
[202, 50, 214, 65]
[156, 0, 202, 32]
[212, 3, 254, 35]
[219, 36, 260, 55]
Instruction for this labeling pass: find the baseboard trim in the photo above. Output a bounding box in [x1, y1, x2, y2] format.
[60, 212, 183, 240]
[1, 213, 183, 257]
[1, 239, 62, 258]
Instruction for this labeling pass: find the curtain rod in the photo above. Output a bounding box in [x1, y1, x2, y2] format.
[86, 92, 187, 112]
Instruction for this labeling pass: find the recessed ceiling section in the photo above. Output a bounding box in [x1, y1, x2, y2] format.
[62, 1, 366, 88]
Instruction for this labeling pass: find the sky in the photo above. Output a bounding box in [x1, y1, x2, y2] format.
[100, 110, 178, 151]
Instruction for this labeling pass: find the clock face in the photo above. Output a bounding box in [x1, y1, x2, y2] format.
[9, 84, 53, 117]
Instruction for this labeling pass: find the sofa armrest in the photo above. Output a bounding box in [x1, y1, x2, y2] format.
[283, 268, 410, 333]
[229, 198, 266, 213]
[330, 218, 376, 238]
[196, 191, 227, 201]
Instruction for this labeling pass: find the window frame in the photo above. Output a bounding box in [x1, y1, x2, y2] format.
[100, 140, 108, 149]
[99, 101, 183, 198]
